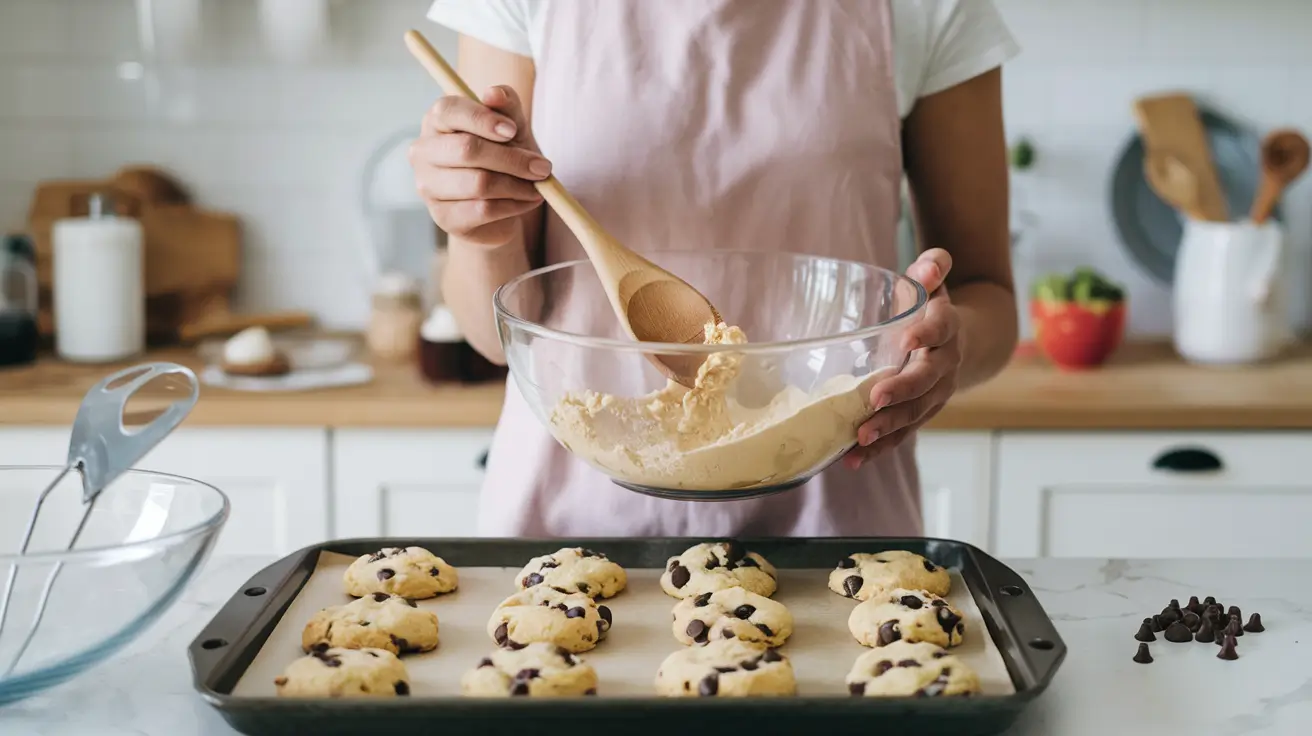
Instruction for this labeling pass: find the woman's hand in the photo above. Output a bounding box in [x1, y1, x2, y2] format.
[845, 249, 963, 469]
[409, 85, 553, 247]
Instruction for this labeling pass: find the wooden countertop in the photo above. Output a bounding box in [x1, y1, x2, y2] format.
[2, 341, 1311, 430]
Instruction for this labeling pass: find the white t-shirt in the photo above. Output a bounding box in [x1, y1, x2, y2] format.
[426, 0, 1019, 119]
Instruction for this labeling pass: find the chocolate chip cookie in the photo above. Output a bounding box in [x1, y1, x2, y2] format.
[343, 547, 458, 600]
[487, 586, 612, 653]
[660, 541, 777, 599]
[301, 592, 439, 655]
[846, 640, 979, 697]
[515, 547, 627, 599]
[848, 588, 965, 648]
[827, 550, 950, 602]
[671, 586, 793, 647]
[274, 647, 411, 698]
[655, 638, 795, 697]
[461, 642, 599, 697]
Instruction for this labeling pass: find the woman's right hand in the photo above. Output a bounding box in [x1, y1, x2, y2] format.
[410, 85, 552, 247]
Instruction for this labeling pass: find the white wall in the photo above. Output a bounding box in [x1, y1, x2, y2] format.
[0, 0, 1308, 335]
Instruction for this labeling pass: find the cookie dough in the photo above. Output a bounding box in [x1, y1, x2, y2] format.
[487, 586, 612, 653]
[845, 641, 980, 697]
[672, 587, 793, 647]
[301, 592, 440, 655]
[274, 647, 411, 698]
[343, 547, 458, 600]
[460, 642, 599, 697]
[654, 638, 795, 697]
[827, 550, 950, 601]
[848, 588, 965, 648]
[660, 541, 777, 599]
[515, 547, 627, 599]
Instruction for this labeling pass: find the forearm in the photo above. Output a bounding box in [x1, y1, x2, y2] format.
[949, 279, 1017, 390]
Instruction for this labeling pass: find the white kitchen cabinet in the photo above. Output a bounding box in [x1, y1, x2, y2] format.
[0, 427, 330, 557]
[332, 429, 494, 539]
[915, 431, 994, 551]
[994, 431, 1312, 558]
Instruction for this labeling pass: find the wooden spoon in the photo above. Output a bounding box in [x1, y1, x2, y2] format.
[1144, 150, 1207, 221]
[404, 30, 721, 387]
[1250, 129, 1310, 224]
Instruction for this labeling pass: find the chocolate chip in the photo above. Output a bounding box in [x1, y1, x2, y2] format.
[554, 603, 568, 612]
[1186, 595, 1202, 614]
[900, 595, 923, 610]
[1182, 612, 1201, 632]
[1133, 643, 1153, 664]
[849, 682, 866, 695]
[843, 575, 863, 598]
[931, 599, 947, 608]
[478, 657, 494, 668]
[1243, 613, 1265, 633]
[917, 673, 950, 697]
[873, 660, 893, 676]
[429, 567, 441, 578]
[706, 557, 721, 570]
[740, 659, 758, 671]
[390, 635, 410, 652]
[394, 681, 410, 696]
[932, 651, 948, 659]
[1226, 615, 1244, 638]
[878, 621, 901, 646]
[377, 568, 394, 581]
[670, 563, 690, 589]
[1195, 618, 1214, 643]
[596, 620, 606, 636]
[510, 681, 530, 696]
[756, 623, 774, 637]
[366, 651, 378, 657]
[579, 548, 600, 558]
[372, 592, 390, 603]
[584, 688, 596, 695]
[598, 605, 612, 627]
[722, 541, 746, 563]
[1203, 596, 1216, 607]
[838, 557, 857, 569]
[923, 559, 938, 573]
[897, 659, 922, 668]
[576, 582, 590, 594]
[1168, 598, 1182, 613]
[1217, 635, 1239, 660]
[566, 607, 586, 619]
[1215, 626, 1226, 645]
[1157, 609, 1180, 627]
[686, 620, 709, 643]
[738, 556, 758, 568]
[540, 560, 560, 570]
[405, 599, 417, 608]
[1151, 615, 1165, 632]
[936, 606, 961, 634]
[367, 550, 387, 563]
[1204, 604, 1221, 620]
[713, 666, 736, 673]
[515, 668, 540, 681]
[1135, 622, 1156, 642]
[722, 629, 734, 640]
[667, 559, 679, 572]
[321, 656, 341, 668]
[555, 646, 573, 661]
[694, 593, 712, 607]
[1164, 621, 1192, 643]
[494, 622, 509, 646]
[311, 642, 330, 653]
[762, 648, 783, 663]
[506, 639, 526, 650]
[734, 605, 756, 619]
[955, 622, 964, 635]
[698, 674, 719, 696]
[1228, 606, 1242, 621]
[523, 572, 544, 587]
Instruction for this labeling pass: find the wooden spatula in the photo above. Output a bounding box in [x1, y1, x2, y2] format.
[1250, 129, 1310, 224]
[1144, 151, 1207, 221]
[1133, 93, 1229, 221]
[404, 30, 722, 387]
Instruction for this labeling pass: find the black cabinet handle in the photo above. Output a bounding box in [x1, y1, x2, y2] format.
[1152, 447, 1223, 473]
[476, 449, 489, 470]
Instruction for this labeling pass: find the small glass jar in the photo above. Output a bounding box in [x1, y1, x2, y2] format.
[0, 233, 39, 367]
[417, 304, 463, 383]
[366, 272, 423, 362]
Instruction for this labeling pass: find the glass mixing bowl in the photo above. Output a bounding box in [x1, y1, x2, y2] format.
[0, 466, 228, 705]
[494, 250, 927, 500]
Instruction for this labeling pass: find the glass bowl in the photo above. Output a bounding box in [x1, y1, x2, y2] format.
[494, 250, 927, 500]
[0, 466, 228, 705]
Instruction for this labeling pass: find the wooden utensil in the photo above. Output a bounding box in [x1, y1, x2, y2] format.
[1133, 93, 1229, 221]
[1250, 129, 1310, 224]
[403, 29, 722, 387]
[1144, 151, 1206, 221]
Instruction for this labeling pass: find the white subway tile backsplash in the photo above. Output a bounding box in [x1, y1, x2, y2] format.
[67, 0, 139, 62]
[0, 0, 71, 60]
[0, 125, 74, 183]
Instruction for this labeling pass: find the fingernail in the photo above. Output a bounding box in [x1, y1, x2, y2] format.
[859, 427, 879, 446]
[529, 158, 552, 177]
[874, 395, 890, 412]
[494, 122, 516, 139]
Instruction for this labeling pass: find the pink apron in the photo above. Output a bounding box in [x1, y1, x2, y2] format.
[477, 0, 920, 538]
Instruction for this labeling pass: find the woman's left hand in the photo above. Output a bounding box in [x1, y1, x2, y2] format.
[844, 248, 962, 469]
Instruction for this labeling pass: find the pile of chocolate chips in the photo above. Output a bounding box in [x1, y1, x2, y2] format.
[1132, 595, 1263, 664]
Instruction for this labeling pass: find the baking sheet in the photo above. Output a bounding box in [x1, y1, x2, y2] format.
[233, 552, 1016, 698]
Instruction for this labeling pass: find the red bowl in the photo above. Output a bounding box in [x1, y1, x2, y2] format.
[1030, 300, 1126, 370]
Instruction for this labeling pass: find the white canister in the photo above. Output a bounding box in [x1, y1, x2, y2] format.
[53, 193, 145, 363]
[1172, 219, 1294, 365]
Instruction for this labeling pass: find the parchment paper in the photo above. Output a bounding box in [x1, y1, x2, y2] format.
[233, 553, 1016, 697]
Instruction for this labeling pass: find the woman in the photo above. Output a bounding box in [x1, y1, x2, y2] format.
[412, 0, 1020, 537]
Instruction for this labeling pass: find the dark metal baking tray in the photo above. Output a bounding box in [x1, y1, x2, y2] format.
[190, 537, 1065, 736]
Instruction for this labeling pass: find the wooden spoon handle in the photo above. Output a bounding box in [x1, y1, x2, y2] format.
[403, 30, 610, 253]
[1249, 175, 1282, 225]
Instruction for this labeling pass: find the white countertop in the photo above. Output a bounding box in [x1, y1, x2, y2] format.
[1, 556, 1309, 735]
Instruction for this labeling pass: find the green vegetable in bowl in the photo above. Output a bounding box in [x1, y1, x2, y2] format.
[1030, 266, 1125, 306]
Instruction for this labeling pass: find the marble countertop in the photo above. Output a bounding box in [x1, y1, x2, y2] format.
[2, 556, 1309, 735]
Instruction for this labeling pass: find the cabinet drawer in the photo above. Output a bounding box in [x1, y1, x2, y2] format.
[995, 432, 1312, 558]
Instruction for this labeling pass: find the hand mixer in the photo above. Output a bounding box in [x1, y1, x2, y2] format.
[0, 362, 199, 676]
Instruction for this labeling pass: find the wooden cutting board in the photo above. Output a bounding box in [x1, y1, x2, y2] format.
[1132, 93, 1230, 222]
